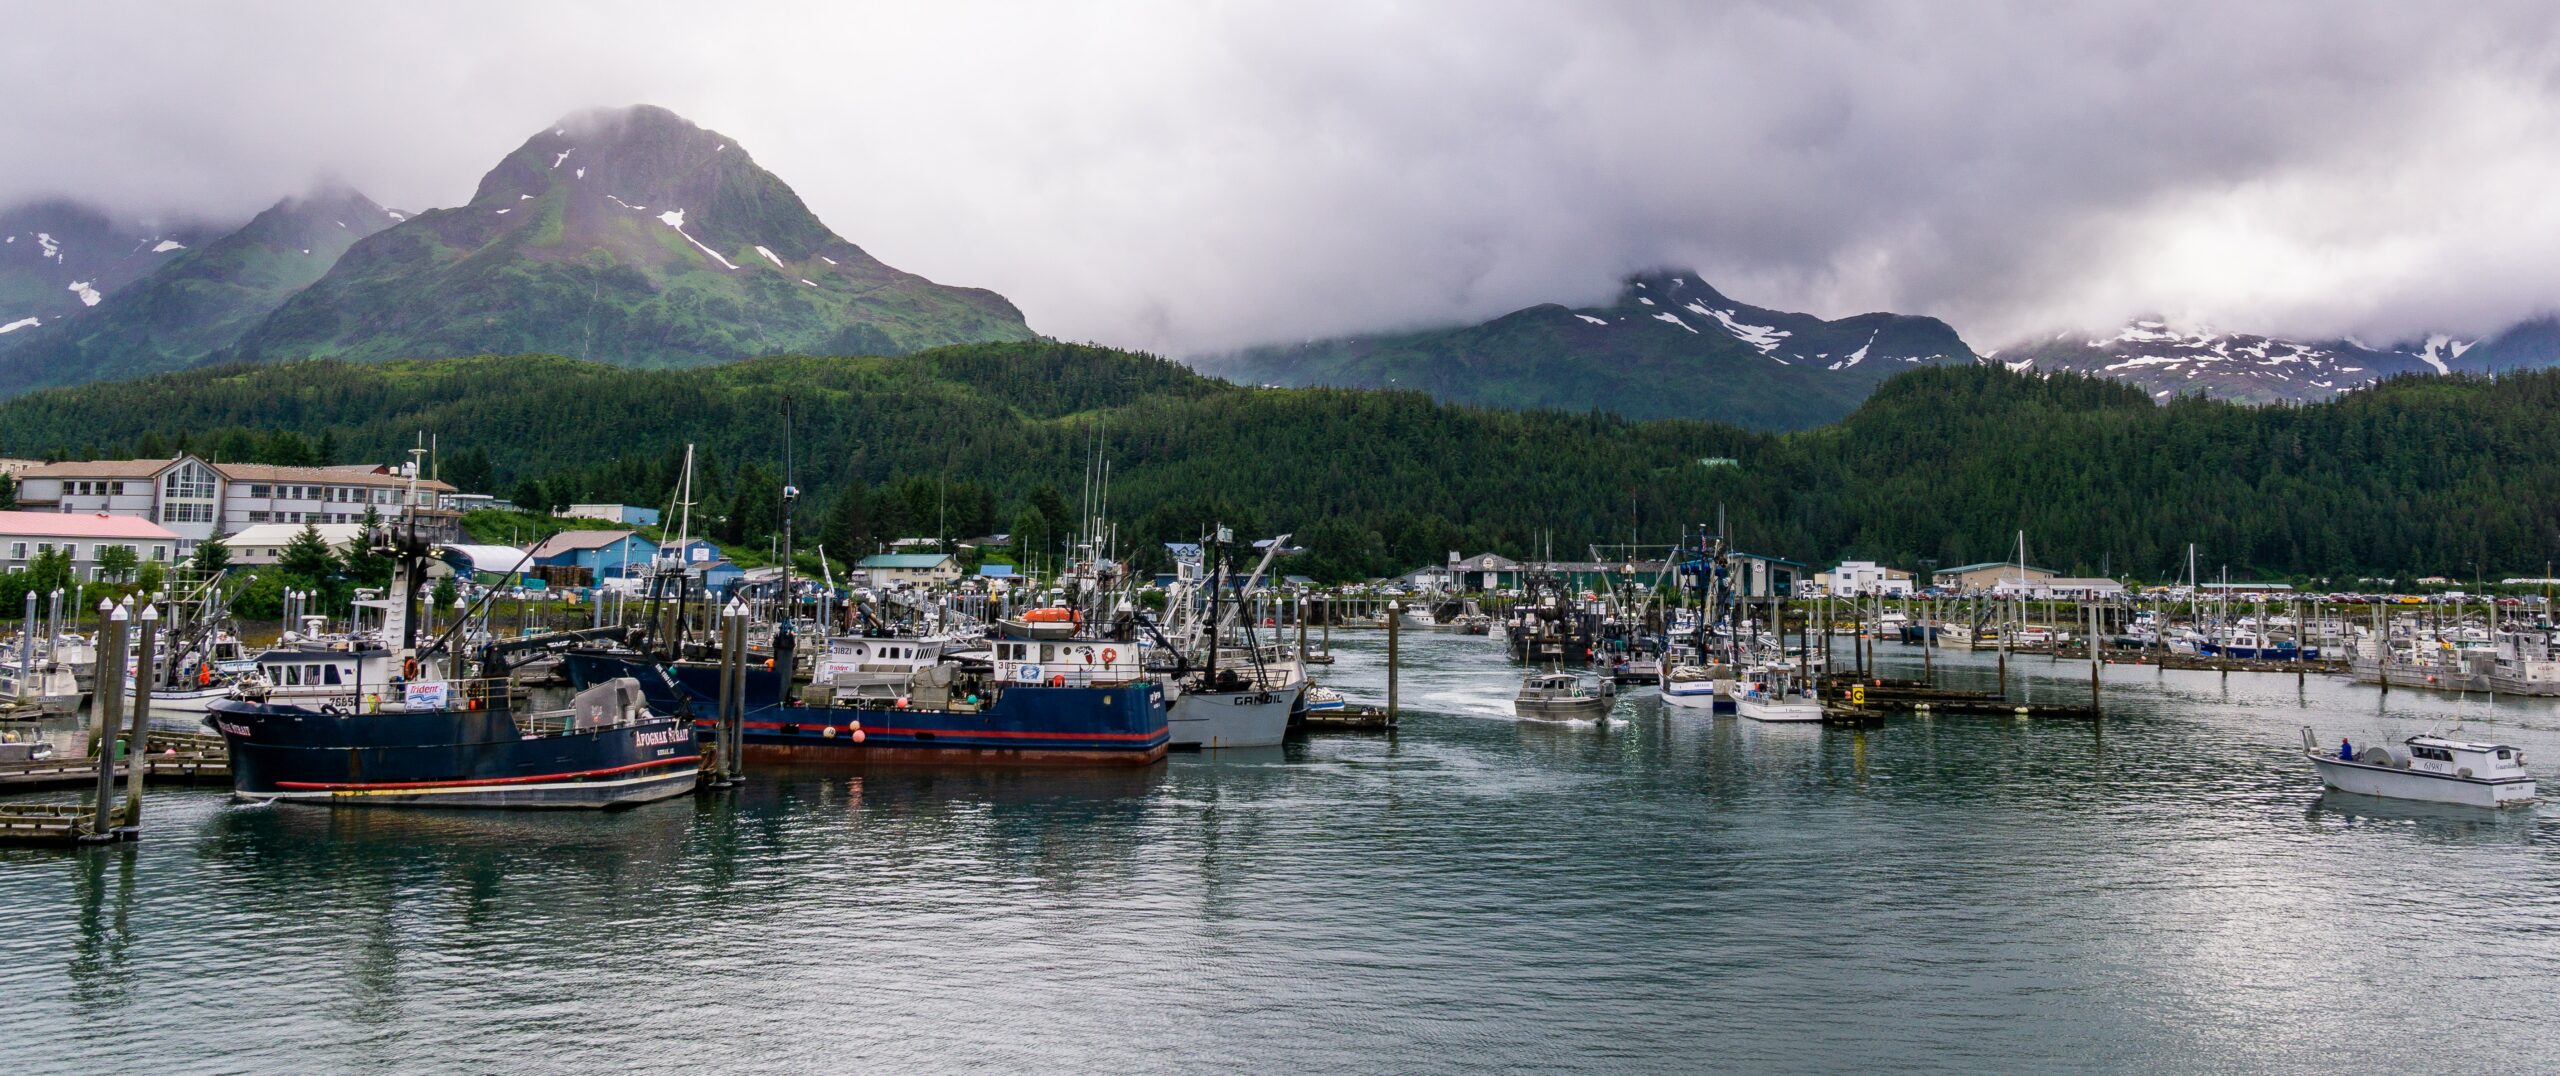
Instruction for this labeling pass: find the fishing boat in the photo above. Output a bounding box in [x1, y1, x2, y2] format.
[205, 522, 703, 809]
[2488, 629, 2560, 696]
[2302, 728, 2535, 808]
[606, 649, 1171, 766]
[1158, 532, 1300, 749]
[1514, 670, 1610, 721]
[1659, 662, 1732, 711]
[1733, 667, 1822, 722]
[0, 658, 81, 715]
[2200, 629, 2315, 661]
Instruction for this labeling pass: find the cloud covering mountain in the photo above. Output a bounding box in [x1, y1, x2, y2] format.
[3, 1, 2557, 357]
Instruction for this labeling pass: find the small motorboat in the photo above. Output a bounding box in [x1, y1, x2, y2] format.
[1515, 671, 1610, 722]
[0, 736, 56, 763]
[1659, 663, 1730, 711]
[1303, 685, 1347, 713]
[2303, 728, 2535, 808]
[1733, 667, 1823, 723]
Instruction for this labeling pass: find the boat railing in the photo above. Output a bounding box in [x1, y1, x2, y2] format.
[1003, 666, 1150, 689]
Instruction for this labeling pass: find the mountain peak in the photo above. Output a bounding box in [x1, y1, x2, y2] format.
[217, 104, 1033, 369]
[1612, 268, 1731, 308]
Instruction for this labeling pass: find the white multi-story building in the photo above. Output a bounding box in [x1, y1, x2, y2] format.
[10, 455, 460, 552]
[1820, 560, 1916, 597]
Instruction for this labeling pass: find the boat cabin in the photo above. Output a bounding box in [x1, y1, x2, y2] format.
[2401, 735, 2529, 780]
[988, 637, 1148, 688]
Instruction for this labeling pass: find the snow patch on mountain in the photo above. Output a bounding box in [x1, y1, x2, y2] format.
[656, 209, 738, 270]
[755, 245, 786, 269]
[151, 239, 184, 252]
[1652, 311, 1697, 333]
[2413, 334, 2472, 376]
[1574, 314, 1607, 326]
[1685, 300, 1790, 356]
[0, 316, 39, 334]
[1826, 330, 1877, 371]
[67, 280, 99, 306]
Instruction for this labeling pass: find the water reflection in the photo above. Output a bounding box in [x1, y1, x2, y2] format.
[1, 629, 2555, 1074]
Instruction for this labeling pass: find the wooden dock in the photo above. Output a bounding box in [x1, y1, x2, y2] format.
[1818, 675, 2101, 720]
[1297, 705, 1395, 732]
[0, 802, 133, 846]
[0, 754, 232, 792]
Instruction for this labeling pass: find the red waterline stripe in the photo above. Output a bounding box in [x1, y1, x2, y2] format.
[273, 754, 700, 791]
[737, 720, 1168, 742]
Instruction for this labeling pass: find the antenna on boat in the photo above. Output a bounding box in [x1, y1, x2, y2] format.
[780, 396, 799, 634]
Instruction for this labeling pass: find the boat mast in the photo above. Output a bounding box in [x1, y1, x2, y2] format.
[779, 396, 798, 632]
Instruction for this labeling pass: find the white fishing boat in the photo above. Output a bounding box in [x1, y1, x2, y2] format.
[2302, 728, 2535, 808]
[1171, 663, 1297, 748]
[1659, 662, 1730, 711]
[0, 659, 82, 714]
[1515, 670, 1610, 721]
[1733, 667, 1822, 722]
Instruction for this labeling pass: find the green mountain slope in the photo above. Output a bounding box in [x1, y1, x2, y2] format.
[1, 344, 2551, 580]
[1202, 269, 1977, 429]
[226, 104, 1033, 367]
[0, 200, 222, 335]
[0, 186, 397, 395]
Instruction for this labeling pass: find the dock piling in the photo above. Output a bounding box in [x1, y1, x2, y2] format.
[85, 599, 129, 842]
[1386, 601, 1401, 720]
[122, 602, 157, 835]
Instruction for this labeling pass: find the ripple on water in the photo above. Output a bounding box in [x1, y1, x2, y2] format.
[3, 634, 2557, 1073]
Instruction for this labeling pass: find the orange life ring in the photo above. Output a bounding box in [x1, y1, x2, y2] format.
[1101, 648, 1118, 664]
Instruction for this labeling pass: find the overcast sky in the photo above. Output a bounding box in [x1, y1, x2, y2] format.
[7, 1, 2557, 352]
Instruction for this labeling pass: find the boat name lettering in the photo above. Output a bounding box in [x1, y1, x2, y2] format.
[635, 728, 688, 747]
[1233, 692, 1273, 706]
[217, 720, 252, 737]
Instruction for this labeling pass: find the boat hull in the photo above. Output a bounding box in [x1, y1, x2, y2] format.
[205, 700, 702, 809]
[640, 661, 1171, 767]
[1515, 697, 1610, 721]
[2309, 754, 2535, 808]
[1660, 683, 1734, 713]
[1170, 685, 1296, 749]
[1735, 695, 1823, 722]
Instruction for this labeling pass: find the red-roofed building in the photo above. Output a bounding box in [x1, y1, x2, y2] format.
[0, 510, 184, 580]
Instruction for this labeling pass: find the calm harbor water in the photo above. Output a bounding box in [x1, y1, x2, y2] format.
[6, 632, 2558, 1073]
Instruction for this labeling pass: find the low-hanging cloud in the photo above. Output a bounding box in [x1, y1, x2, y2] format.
[5, 0, 2556, 353]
